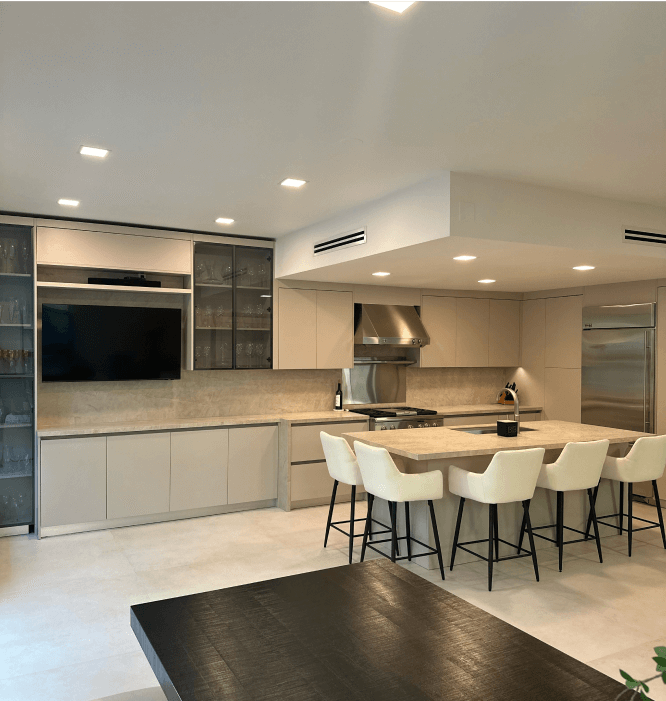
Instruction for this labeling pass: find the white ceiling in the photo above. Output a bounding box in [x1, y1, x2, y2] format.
[1, 2, 665, 239]
[284, 236, 666, 292]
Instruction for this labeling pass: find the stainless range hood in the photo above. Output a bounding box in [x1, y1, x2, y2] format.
[354, 304, 430, 347]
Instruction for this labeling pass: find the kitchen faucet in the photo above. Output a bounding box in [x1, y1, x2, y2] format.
[497, 387, 520, 434]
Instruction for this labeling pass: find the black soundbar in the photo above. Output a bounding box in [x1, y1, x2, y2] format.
[88, 276, 161, 288]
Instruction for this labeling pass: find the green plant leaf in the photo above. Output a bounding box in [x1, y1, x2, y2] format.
[653, 656, 666, 672]
[654, 646, 666, 658]
[639, 691, 653, 701]
[621, 670, 636, 681]
[662, 671, 666, 684]
[640, 681, 650, 692]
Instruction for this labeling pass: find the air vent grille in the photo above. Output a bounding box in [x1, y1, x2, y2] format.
[314, 229, 366, 256]
[624, 228, 666, 247]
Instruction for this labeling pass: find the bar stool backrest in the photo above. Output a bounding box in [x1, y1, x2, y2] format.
[482, 448, 546, 503]
[320, 432, 363, 486]
[545, 440, 610, 491]
[622, 435, 666, 482]
[353, 441, 408, 503]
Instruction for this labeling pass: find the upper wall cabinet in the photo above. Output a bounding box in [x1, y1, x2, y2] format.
[277, 288, 353, 369]
[37, 227, 191, 274]
[545, 295, 582, 369]
[421, 295, 520, 368]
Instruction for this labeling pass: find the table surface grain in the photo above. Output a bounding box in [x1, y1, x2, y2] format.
[131, 560, 625, 701]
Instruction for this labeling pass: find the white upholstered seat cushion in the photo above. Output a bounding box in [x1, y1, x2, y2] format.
[448, 447, 546, 504]
[536, 440, 609, 492]
[320, 432, 363, 486]
[353, 441, 443, 503]
[600, 435, 666, 483]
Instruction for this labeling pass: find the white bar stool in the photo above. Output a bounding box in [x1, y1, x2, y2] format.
[521, 440, 609, 572]
[354, 441, 446, 579]
[320, 432, 395, 564]
[449, 447, 545, 591]
[585, 435, 666, 556]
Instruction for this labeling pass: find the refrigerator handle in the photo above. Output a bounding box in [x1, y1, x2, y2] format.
[645, 330, 654, 433]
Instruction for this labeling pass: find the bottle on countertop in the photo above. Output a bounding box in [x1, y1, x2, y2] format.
[334, 383, 343, 411]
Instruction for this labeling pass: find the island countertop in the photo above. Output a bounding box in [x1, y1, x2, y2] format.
[344, 420, 651, 461]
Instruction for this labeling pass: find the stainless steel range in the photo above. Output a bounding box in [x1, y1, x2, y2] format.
[350, 407, 444, 431]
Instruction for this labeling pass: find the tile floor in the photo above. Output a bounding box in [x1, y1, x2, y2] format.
[0, 501, 665, 701]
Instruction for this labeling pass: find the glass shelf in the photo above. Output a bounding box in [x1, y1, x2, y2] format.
[0, 423, 33, 430]
[0, 324, 33, 328]
[195, 282, 233, 289]
[0, 272, 31, 278]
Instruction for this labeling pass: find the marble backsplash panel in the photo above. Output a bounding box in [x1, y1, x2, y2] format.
[37, 367, 513, 427]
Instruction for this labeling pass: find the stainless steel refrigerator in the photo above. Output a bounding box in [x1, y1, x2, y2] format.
[582, 303, 655, 497]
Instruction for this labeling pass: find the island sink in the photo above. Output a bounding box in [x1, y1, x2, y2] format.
[451, 426, 537, 435]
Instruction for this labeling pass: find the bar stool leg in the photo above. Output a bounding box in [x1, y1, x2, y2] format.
[450, 497, 465, 570]
[324, 480, 339, 547]
[405, 502, 412, 561]
[390, 502, 398, 563]
[494, 507, 500, 562]
[488, 504, 496, 591]
[619, 481, 624, 534]
[522, 500, 539, 582]
[557, 491, 564, 572]
[428, 500, 445, 580]
[361, 494, 374, 562]
[348, 485, 356, 564]
[388, 501, 400, 557]
[584, 484, 599, 540]
[587, 488, 603, 563]
[628, 482, 633, 557]
[653, 480, 666, 549]
[517, 507, 527, 554]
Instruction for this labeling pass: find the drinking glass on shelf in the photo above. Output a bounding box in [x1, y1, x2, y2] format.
[195, 261, 206, 282]
[246, 342, 254, 367]
[246, 263, 256, 286]
[195, 306, 202, 327]
[255, 342, 264, 366]
[195, 345, 202, 365]
[8, 243, 17, 274]
[258, 262, 268, 288]
[21, 242, 29, 274]
[223, 262, 232, 283]
[235, 342, 244, 366]
[255, 304, 265, 328]
[203, 306, 213, 328]
[215, 306, 225, 328]
[203, 345, 211, 367]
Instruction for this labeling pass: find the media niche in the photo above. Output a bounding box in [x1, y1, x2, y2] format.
[42, 304, 182, 382]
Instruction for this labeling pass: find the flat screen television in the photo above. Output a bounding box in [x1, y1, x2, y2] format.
[42, 304, 181, 382]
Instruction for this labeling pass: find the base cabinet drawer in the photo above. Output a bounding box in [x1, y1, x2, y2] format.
[291, 421, 368, 463]
[107, 433, 171, 519]
[170, 429, 228, 512]
[228, 425, 278, 504]
[291, 462, 359, 503]
[40, 436, 107, 527]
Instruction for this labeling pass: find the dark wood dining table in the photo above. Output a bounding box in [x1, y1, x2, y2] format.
[131, 559, 625, 700]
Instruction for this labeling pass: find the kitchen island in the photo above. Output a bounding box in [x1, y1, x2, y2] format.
[344, 420, 650, 569]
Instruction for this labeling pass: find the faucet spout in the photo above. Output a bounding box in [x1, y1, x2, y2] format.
[497, 388, 520, 434]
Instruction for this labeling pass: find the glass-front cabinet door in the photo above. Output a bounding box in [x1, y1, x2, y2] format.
[193, 242, 272, 370]
[0, 223, 34, 529]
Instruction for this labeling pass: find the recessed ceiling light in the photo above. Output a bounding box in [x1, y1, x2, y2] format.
[215, 218, 235, 225]
[58, 199, 79, 207]
[372, 272, 391, 277]
[370, 1, 415, 13]
[79, 146, 109, 158]
[280, 178, 307, 188]
[453, 255, 477, 261]
[478, 279, 495, 284]
[573, 265, 595, 271]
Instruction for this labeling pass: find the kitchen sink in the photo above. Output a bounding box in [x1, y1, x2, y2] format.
[450, 426, 537, 435]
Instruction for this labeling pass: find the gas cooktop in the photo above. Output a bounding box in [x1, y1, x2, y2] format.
[351, 407, 439, 419]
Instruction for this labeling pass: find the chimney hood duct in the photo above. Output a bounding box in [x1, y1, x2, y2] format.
[354, 304, 430, 347]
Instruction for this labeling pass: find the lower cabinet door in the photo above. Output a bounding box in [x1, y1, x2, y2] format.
[291, 462, 354, 503]
[107, 432, 171, 519]
[40, 436, 107, 527]
[170, 429, 228, 512]
[228, 425, 278, 504]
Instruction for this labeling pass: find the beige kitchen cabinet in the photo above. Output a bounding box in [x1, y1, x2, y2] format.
[291, 462, 354, 503]
[170, 429, 228, 512]
[107, 432, 171, 519]
[316, 290, 353, 369]
[278, 288, 317, 369]
[456, 298, 490, 367]
[544, 367, 582, 422]
[291, 420, 368, 463]
[228, 425, 279, 504]
[545, 296, 583, 369]
[420, 296, 457, 367]
[37, 227, 191, 274]
[488, 299, 521, 367]
[40, 436, 107, 528]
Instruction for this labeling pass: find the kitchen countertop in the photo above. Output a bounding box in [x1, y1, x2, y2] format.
[36, 404, 543, 438]
[344, 420, 650, 461]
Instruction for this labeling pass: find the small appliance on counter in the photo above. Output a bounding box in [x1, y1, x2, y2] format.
[497, 419, 518, 437]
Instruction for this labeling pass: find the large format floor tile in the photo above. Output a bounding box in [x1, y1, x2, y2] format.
[1, 500, 665, 700]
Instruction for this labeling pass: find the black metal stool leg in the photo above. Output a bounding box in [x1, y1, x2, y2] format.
[517, 507, 527, 554]
[488, 504, 496, 591]
[390, 502, 398, 563]
[494, 507, 500, 562]
[653, 480, 666, 549]
[584, 483, 599, 540]
[348, 485, 356, 564]
[557, 491, 564, 572]
[450, 497, 465, 570]
[324, 480, 339, 547]
[522, 500, 539, 582]
[361, 494, 374, 562]
[619, 481, 624, 534]
[405, 502, 412, 561]
[628, 482, 633, 556]
[428, 500, 445, 580]
[388, 501, 400, 556]
[587, 487, 603, 563]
